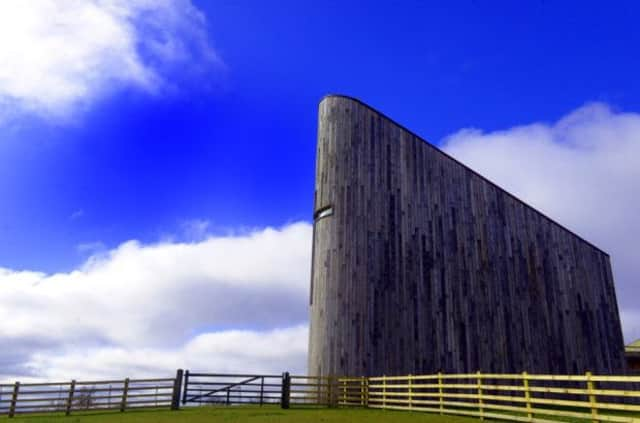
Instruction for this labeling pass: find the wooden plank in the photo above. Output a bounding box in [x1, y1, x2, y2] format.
[125, 385, 174, 391]
[8, 382, 19, 418]
[71, 380, 123, 386]
[128, 378, 174, 383]
[14, 382, 72, 387]
[120, 378, 129, 412]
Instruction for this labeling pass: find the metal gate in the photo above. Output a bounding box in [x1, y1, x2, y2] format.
[181, 371, 337, 408]
[182, 372, 283, 406]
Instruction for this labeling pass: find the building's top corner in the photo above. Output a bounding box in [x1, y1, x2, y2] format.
[320, 94, 367, 106]
[315, 93, 610, 257]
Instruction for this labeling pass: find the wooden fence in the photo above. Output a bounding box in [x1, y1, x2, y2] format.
[337, 372, 640, 423]
[337, 377, 369, 407]
[3, 370, 638, 421]
[0, 370, 182, 418]
[289, 374, 335, 407]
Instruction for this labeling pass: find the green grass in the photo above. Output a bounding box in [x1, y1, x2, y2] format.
[3, 406, 637, 423]
[0, 406, 481, 423]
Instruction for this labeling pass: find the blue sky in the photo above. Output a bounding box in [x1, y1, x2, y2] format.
[1, 1, 639, 380]
[2, 0, 638, 272]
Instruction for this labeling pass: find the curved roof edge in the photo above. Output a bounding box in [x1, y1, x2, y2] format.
[319, 94, 610, 257]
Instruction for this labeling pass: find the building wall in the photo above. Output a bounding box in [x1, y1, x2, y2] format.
[308, 95, 627, 377]
[627, 344, 640, 374]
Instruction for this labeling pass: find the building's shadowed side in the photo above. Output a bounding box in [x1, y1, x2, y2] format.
[627, 340, 640, 374]
[308, 95, 627, 377]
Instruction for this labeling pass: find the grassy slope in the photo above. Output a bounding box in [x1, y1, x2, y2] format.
[1, 406, 481, 423]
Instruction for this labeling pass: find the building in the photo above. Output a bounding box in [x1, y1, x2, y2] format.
[627, 340, 640, 374]
[308, 95, 627, 377]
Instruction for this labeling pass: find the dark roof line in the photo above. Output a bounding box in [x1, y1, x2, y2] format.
[320, 94, 609, 256]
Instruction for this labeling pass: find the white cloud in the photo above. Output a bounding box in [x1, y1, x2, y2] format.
[0, 223, 312, 382]
[0, 0, 220, 123]
[25, 325, 309, 382]
[179, 218, 211, 241]
[76, 241, 106, 254]
[443, 102, 640, 343]
[70, 209, 85, 220]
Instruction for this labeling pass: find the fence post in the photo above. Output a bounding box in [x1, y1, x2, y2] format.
[329, 376, 338, 407]
[438, 372, 443, 415]
[171, 369, 183, 411]
[360, 376, 365, 407]
[586, 371, 598, 423]
[281, 372, 290, 409]
[522, 372, 532, 421]
[342, 379, 346, 406]
[65, 380, 76, 416]
[326, 376, 331, 406]
[260, 376, 264, 406]
[120, 378, 129, 412]
[8, 381, 19, 418]
[408, 374, 413, 409]
[181, 370, 189, 405]
[382, 375, 386, 409]
[477, 371, 484, 421]
[364, 377, 369, 408]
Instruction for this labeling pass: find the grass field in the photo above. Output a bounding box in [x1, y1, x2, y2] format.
[3, 406, 638, 423]
[0, 406, 481, 423]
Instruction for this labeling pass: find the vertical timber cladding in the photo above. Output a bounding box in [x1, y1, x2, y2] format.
[308, 95, 627, 378]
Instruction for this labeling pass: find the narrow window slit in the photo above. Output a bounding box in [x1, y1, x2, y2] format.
[314, 205, 334, 221]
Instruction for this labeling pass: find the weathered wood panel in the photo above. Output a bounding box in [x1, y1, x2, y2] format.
[308, 95, 627, 377]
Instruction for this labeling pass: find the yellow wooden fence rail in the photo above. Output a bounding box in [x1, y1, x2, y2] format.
[336, 372, 640, 423]
[288, 375, 335, 406]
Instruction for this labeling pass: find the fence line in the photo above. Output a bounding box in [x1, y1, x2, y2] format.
[3, 369, 639, 421]
[0, 370, 182, 418]
[338, 372, 640, 423]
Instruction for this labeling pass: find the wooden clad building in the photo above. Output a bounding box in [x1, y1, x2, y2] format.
[308, 95, 627, 377]
[627, 340, 640, 374]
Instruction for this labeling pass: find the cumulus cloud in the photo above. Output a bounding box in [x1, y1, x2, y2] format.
[26, 325, 309, 382]
[179, 218, 211, 241]
[0, 223, 312, 382]
[76, 241, 106, 255]
[0, 0, 220, 123]
[443, 102, 640, 343]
